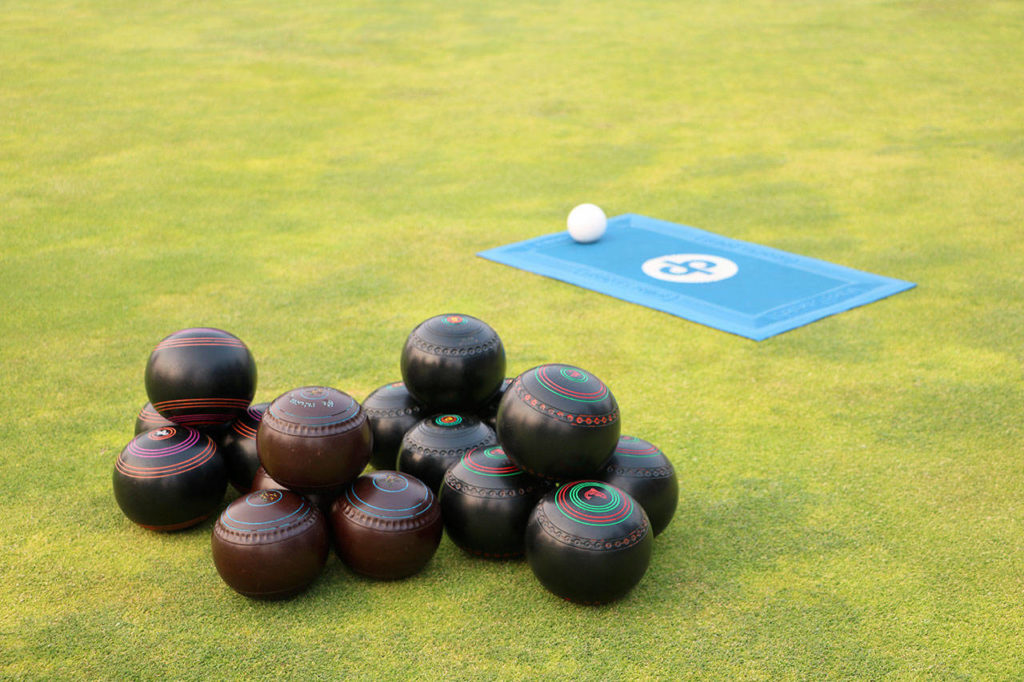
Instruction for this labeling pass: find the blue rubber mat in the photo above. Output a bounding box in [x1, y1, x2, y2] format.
[478, 214, 915, 340]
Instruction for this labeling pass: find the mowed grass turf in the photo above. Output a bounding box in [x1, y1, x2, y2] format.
[2, 0, 1023, 678]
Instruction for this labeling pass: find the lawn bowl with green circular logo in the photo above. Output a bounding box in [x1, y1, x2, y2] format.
[525, 480, 652, 604]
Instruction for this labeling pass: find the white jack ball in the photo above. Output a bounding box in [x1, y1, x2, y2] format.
[566, 203, 607, 243]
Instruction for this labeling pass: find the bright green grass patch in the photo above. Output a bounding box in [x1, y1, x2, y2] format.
[2, 0, 1023, 679]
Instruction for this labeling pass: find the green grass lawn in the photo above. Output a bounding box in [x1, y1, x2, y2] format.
[2, 0, 1023, 678]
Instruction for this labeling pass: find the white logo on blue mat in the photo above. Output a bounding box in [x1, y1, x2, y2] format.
[641, 254, 739, 283]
